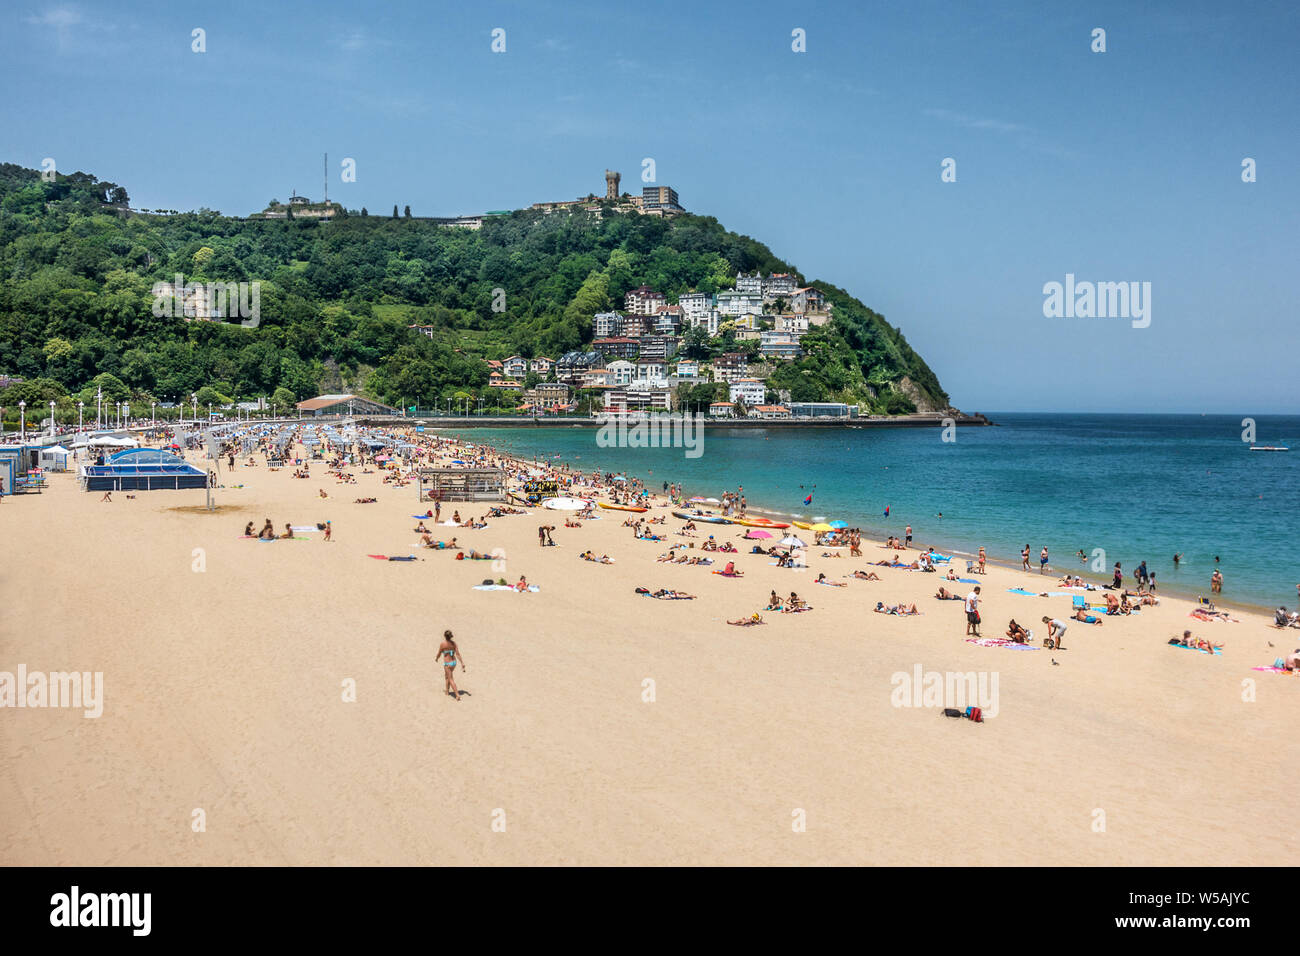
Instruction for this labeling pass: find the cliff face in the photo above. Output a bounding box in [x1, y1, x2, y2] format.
[0, 164, 952, 413]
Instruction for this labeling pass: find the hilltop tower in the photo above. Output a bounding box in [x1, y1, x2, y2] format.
[605, 169, 621, 199]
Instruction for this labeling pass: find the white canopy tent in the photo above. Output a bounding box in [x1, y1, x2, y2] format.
[38, 445, 71, 471]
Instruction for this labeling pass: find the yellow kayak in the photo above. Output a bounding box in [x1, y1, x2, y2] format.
[737, 518, 791, 529]
[598, 501, 648, 513]
[792, 520, 814, 530]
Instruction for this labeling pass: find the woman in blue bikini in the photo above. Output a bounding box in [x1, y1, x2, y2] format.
[438, 629, 466, 701]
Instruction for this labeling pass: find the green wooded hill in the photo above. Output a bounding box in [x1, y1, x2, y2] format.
[0, 162, 950, 418]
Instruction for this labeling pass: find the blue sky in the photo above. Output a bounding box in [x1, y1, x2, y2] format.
[2, 0, 1297, 412]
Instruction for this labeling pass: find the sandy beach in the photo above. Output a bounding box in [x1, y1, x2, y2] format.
[1, 432, 1297, 866]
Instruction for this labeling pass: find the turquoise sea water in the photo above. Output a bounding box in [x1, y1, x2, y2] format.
[444, 414, 1300, 610]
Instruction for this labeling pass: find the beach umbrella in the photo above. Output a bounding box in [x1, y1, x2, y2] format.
[703, 497, 720, 503]
[829, 520, 848, 529]
[745, 530, 773, 539]
[612, 475, 627, 482]
[780, 535, 807, 548]
[810, 522, 834, 532]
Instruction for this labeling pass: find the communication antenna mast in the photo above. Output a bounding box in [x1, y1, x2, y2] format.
[323, 152, 329, 220]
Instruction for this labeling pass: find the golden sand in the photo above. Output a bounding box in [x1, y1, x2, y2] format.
[1, 436, 1296, 865]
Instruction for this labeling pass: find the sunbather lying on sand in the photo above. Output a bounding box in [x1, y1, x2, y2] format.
[875, 601, 919, 616]
[1169, 629, 1222, 653]
[853, 570, 882, 581]
[1073, 608, 1104, 625]
[935, 587, 963, 600]
[815, 573, 846, 587]
[728, 613, 765, 626]
[651, 588, 695, 600]
[580, 551, 614, 564]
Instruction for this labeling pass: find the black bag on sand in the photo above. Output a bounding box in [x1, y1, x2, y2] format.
[942, 708, 964, 718]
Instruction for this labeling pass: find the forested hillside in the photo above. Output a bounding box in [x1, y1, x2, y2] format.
[0, 162, 950, 419]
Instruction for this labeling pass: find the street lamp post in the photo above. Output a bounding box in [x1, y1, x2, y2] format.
[78, 401, 84, 436]
[191, 394, 197, 424]
[49, 400, 56, 436]
[19, 400, 26, 442]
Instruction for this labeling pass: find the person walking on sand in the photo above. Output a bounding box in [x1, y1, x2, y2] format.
[905, 525, 912, 549]
[978, 547, 986, 574]
[1039, 546, 1049, 574]
[438, 629, 466, 700]
[324, 520, 332, 542]
[965, 586, 981, 636]
[1022, 545, 1031, 571]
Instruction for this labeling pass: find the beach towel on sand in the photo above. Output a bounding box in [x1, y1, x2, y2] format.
[965, 638, 1039, 651]
[1251, 665, 1294, 674]
[368, 554, 418, 561]
[1170, 643, 1221, 656]
[473, 584, 539, 592]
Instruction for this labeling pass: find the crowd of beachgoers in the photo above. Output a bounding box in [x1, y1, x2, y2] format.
[152, 422, 1300, 698]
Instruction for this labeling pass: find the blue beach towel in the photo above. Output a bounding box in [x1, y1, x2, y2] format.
[1171, 643, 1220, 656]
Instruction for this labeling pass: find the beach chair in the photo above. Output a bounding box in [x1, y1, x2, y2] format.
[1072, 595, 1087, 611]
[965, 560, 976, 575]
[1197, 596, 1216, 612]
